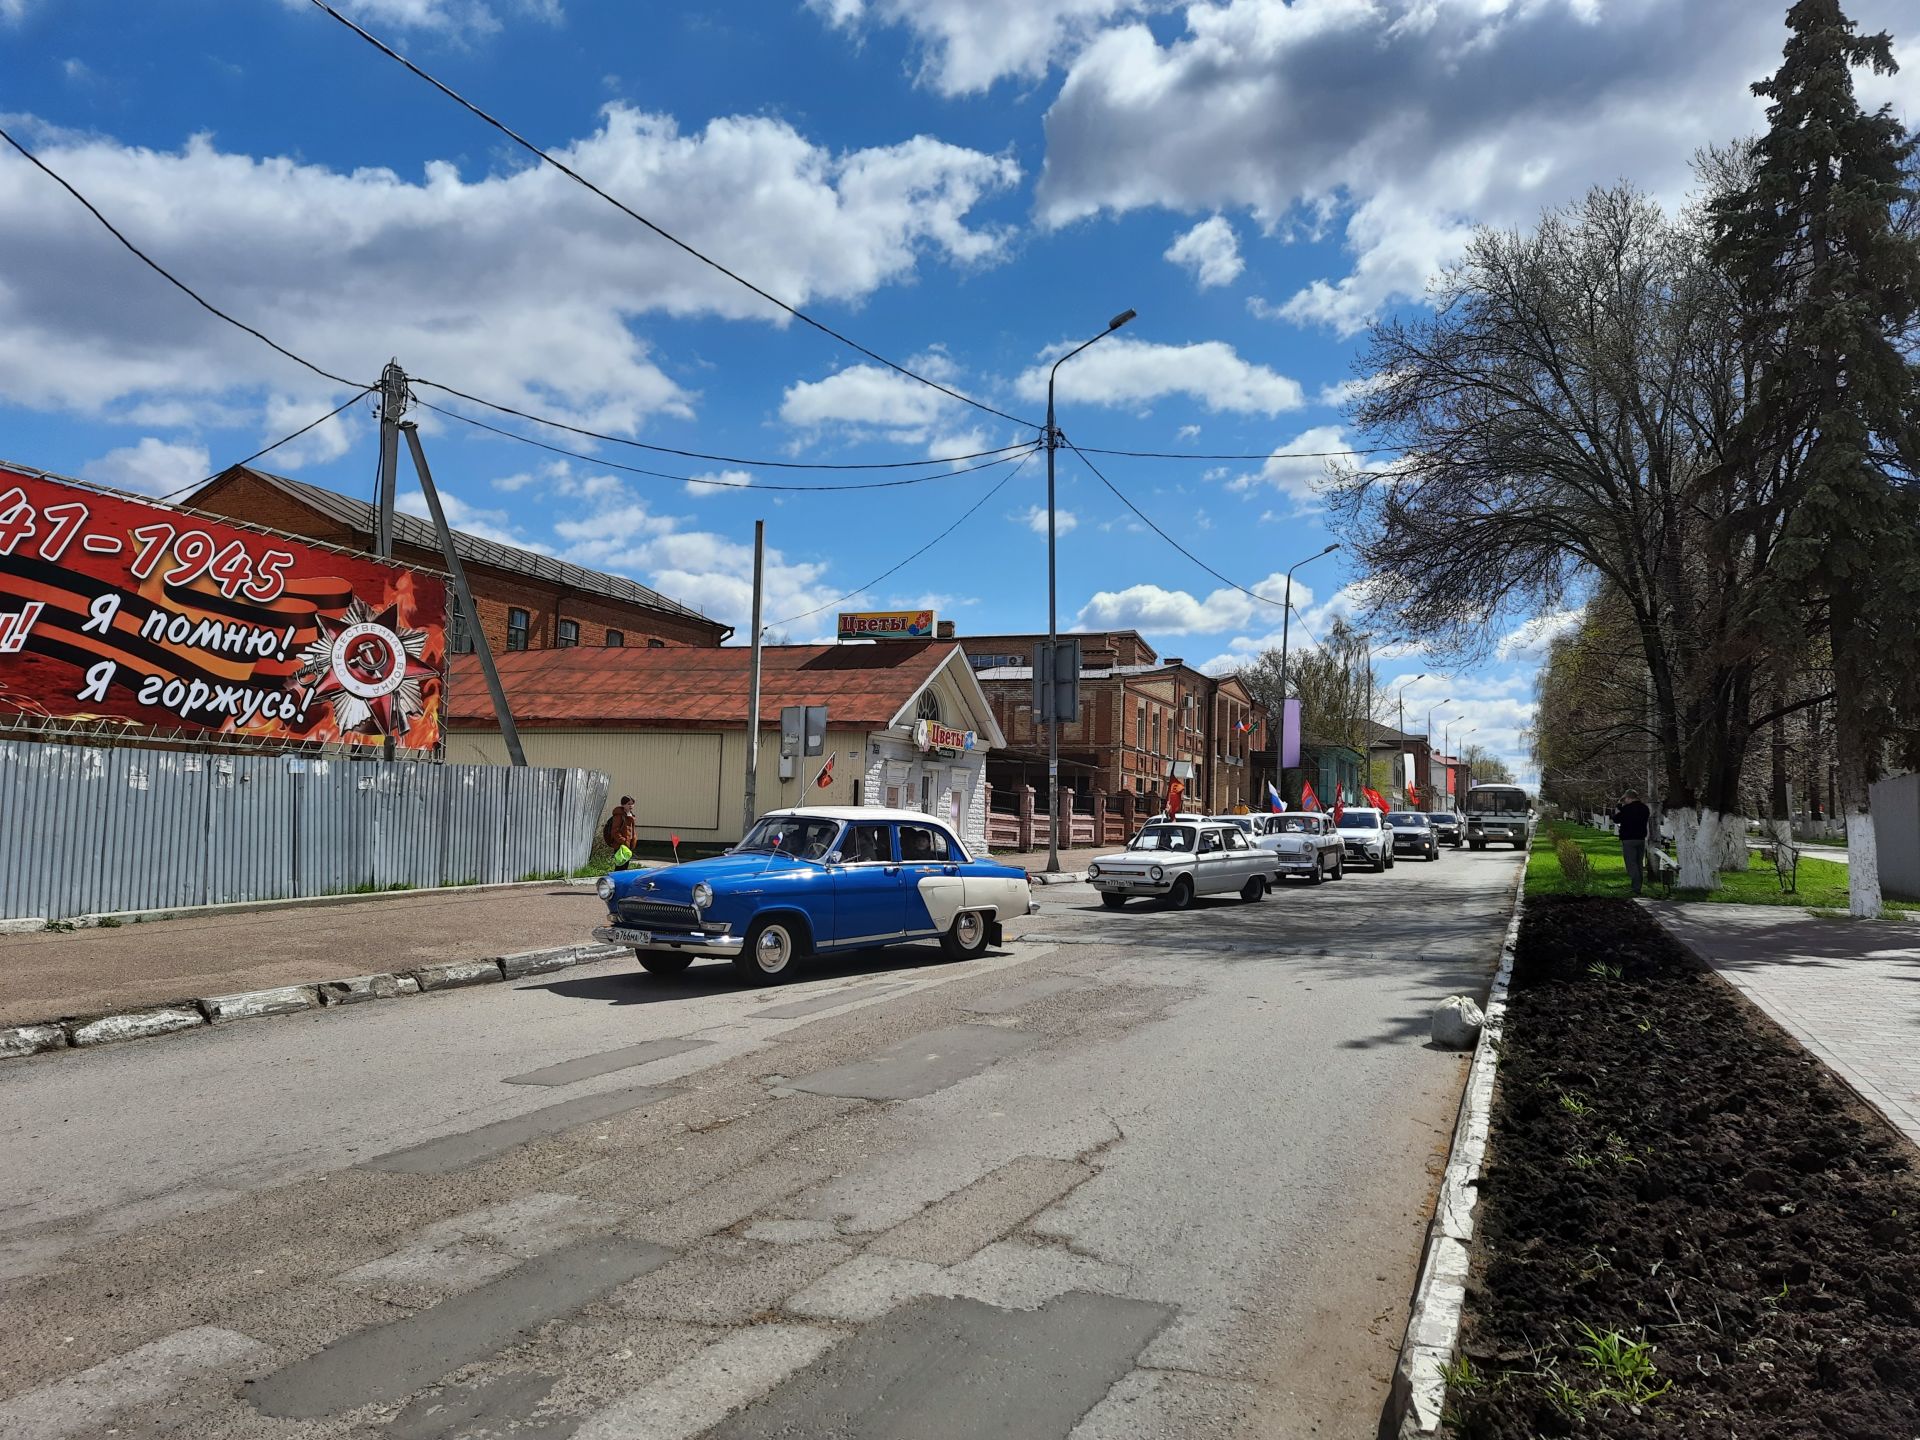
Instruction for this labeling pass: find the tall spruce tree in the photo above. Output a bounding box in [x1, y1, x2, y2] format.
[1709, 0, 1920, 915]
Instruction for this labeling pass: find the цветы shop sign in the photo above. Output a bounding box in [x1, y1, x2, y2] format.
[0, 466, 448, 749]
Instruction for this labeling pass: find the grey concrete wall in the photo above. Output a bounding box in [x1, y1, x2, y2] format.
[1871, 772, 1920, 901]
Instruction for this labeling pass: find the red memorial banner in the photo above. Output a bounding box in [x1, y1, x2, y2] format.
[0, 466, 447, 750]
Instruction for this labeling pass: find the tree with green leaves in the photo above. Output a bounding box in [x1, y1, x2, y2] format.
[1708, 0, 1920, 915]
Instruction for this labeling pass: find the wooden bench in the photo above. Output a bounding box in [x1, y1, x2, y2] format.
[1645, 847, 1679, 898]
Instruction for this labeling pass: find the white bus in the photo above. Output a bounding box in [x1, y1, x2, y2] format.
[1462, 783, 1532, 850]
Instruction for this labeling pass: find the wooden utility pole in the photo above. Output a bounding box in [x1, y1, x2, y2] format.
[743, 520, 765, 834]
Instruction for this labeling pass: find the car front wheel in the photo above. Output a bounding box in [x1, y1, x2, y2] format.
[1100, 892, 1128, 910]
[941, 909, 992, 959]
[1165, 875, 1196, 910]
[637, 951, 694, 976]
[735, 917, 806, 983]
[1240, 876, 1267, 901]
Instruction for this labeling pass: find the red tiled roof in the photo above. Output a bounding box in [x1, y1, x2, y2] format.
[447, 642, 957, 729]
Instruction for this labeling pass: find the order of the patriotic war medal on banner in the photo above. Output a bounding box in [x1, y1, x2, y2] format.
[0, 466, 448, 750]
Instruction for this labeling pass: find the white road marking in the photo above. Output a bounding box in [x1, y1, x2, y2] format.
[0, 1327, 269, 1440]
[571, 1324, 841, 1440]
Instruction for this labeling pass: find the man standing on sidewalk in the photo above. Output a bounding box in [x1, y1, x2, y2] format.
[1613, 791, 1652, 896]
[604, 795, 638, 869]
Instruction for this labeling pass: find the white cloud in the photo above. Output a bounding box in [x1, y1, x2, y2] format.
[809, 0, 1146, 96]
[1176, 424, 1200, 440]
[1014, 337, 1302, 415]
[276, 0, 561, 40]
[1316, 373, 1390, 409]
[81, 437, 211, 497]
[554, 497, 835, 630]
[1226, 424, 1358, 505]
[781, 360, 960, 432]
[1, 111, 1019, 426]
[685, 468, 753, 497]
[1035, 0, 1918, 335]
[258, 390, 363, 470]
[1018, 504, 1076, 535]
[1075, 573, 1305, 634]
[1163, 215, 1244, 288]
[1495, 608, 1584, 660]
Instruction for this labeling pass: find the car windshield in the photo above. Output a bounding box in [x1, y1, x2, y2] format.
[1463, 786, 1529, 815]
[1277, 816, 1318, 833]
[1129, 824, 1198, 852]
[737, 816, 841, 859]
[1386, 813, 1427, 826]
[1337, 813, 1380, 830]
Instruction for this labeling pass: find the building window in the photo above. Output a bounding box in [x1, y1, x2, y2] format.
[606, 629, 624, 648]
[917, 690, 942, 724]
[1135, 701, 1146, 750]
[448, 599, 474, 655]
[556, 619, 579, 648]
[506, 608, 530, 651]
[647, 638, 666, 649]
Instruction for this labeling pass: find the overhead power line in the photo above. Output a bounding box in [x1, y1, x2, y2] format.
[766, 448, 1039, 630]
[1062, 437, 1297, 615]
[308, 0, 1039, 433]
[425, 400, 1039, 492]
[159, 386, 378, 502]
[0, 123, 366, 391]
[1075, 442, 1396, 461]
[411, 386, 1032, 472]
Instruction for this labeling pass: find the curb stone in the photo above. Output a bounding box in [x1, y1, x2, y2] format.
[0, 1023, 69, 1059]
[1386, 866, 1521, 1440]
[202, 985, 319, 1025]
[71, 1006, 206, 1048]
[0, 940, 626, 1064]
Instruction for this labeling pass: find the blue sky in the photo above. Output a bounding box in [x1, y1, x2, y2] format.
[4, 0, 1916, 787]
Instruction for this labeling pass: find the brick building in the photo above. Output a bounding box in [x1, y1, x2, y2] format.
[961, 630, 1269, 814]
[188, 467, 731, 655]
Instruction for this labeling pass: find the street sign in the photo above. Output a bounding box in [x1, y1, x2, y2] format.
[780, 704, 828, 758]
[1031, 638, 1080, 724]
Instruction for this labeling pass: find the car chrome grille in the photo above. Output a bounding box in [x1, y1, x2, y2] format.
[615, 898, 701, 929]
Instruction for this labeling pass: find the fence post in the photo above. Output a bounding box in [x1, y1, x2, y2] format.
[1018, 784, 1036, 852]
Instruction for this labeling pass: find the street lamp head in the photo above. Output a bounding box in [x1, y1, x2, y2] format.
[1108, 308, 1137, 330]
[1320, 542, 1339, 556]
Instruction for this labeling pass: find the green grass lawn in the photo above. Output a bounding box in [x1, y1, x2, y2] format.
[1526, 820, 1913, 913]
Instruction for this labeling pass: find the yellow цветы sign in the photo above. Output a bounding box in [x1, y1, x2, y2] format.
[836, 609, 935, 641]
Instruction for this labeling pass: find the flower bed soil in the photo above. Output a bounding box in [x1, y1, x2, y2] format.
[1449, 895, 1920, 1439]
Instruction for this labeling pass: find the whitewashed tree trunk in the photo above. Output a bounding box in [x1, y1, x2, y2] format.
[1715, 816, 1752, 872]
[1671, 807, 1723, 891]
[1847, 808, 1883, 918]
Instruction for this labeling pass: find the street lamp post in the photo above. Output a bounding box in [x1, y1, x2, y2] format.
[1456, 727, 1477, 795]
[1423, 699, 1453, 811]
[1045, 307, 1135, 875]
[1395, 674, 1425, 803]
[1274, 542, 1340, 806]
[1347, 630, 1374, 804]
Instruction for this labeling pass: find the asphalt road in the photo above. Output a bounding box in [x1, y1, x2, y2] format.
[0, 845, 1522, 1440]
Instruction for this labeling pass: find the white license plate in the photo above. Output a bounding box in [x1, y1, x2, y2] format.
[633, 930, 652, 944]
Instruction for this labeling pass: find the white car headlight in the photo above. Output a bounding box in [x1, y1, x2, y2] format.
[1086, 862, 1100, 878]
[596, 875, 614, 901]
[1149, 865, 1164, 883]
[691, 881, 714, 911]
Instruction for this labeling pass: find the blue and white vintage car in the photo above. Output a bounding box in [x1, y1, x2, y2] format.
[593, 807, 1037, 983]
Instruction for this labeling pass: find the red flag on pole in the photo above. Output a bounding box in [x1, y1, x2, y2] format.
[814, 755, 835, 790]
[1363, 785, 1389, 812]
[670, 834, 681, 862]
[1299, 779, 1320, 812]
[1334, 790, 1344, 824]
[1166, 778, 1185, 817]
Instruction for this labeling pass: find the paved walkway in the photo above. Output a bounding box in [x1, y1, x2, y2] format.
[0, 885, 607, 1024]
[987, 845, 1109, 877]
[1649, 902, 1920, 1149]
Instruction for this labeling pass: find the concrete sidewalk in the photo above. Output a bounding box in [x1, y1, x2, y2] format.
[1649, 902, 1920, 1150]
[0, 885, 611, 1025]
[986, 845, 1109, 878]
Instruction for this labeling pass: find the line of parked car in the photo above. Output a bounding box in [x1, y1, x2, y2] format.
[1085, 806, 1479, 909]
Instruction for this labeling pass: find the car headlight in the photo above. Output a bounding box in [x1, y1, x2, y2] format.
[691, 881, 714, 911]
[1086, 862, 1100, 879]
[1149, 865, 1164, 883]
[596, 875, 614, 901]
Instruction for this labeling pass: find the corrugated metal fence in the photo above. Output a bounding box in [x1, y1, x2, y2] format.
[0, 740, 608, 921]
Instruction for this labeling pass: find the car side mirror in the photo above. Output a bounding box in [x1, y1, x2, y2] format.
[825, 850, 844, 866]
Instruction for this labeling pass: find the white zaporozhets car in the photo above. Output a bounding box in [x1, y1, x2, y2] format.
[1087, 817, 1279, 910]
[1253, 811, 1346, 883]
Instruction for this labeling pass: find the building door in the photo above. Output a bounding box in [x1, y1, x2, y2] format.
[829, 821, 907, 945]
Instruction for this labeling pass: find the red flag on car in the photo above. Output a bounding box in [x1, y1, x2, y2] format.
[814, 755, 835, 789]
[1299, 779, 1320, 812]
[1167, 778, 1185, 816]
[1363, 785, 1389, 812]
[1334, 790, 1344, 824]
